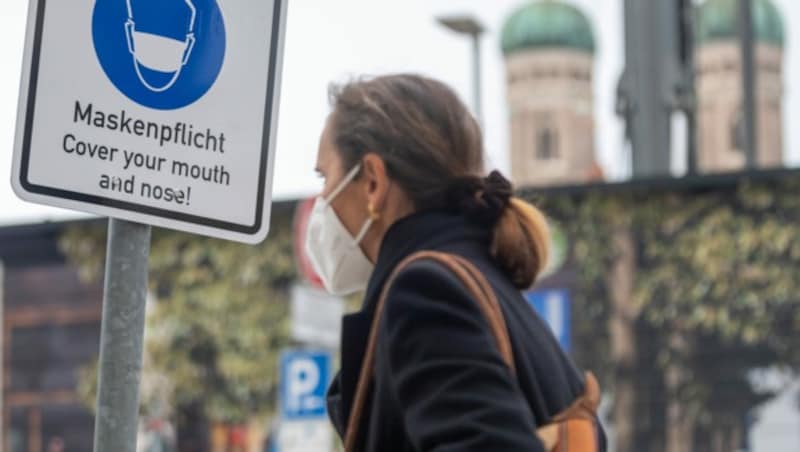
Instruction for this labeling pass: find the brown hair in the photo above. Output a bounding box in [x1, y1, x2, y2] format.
[328, 74, 549, 288]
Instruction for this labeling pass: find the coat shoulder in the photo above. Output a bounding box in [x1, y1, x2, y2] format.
[380, 256, 487, 323]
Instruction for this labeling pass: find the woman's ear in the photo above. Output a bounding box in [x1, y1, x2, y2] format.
[361, 153, 389, 215]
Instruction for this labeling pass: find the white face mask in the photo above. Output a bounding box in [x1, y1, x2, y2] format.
[124, 0, 197, 92]
[305, 164, 375, 296]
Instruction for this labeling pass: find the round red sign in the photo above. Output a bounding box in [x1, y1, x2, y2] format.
[293, 198, 324, 289]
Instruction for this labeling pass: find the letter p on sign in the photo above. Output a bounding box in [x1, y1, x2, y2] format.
[280, 350, 331, 420]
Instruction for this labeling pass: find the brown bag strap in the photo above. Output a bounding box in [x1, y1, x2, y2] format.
[344, 251, 516, 451]
[552, 372, 601, 422]
[447, 253, 516, 372]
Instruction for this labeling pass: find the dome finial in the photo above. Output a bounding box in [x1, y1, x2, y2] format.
[501, 0, 596, 56]
[697, 0, 785, 48]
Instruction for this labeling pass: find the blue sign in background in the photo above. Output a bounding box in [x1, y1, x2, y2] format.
[525, 289, 572, 352]
[92, 0, 226, 110]
[280, 350, 332, 420]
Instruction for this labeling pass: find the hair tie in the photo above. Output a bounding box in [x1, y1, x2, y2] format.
[445, 170, 513, 226]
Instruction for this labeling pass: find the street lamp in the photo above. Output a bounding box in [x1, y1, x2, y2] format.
[437, 15, 486, 126]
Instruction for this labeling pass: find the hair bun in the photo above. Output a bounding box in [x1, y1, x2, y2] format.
[446, 170, 513, 226]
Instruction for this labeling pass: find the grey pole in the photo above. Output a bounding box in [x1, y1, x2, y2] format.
[472, 32, 483, 127]
[436, 16, 485, 127]
[93, 219, 151, 452]
[622, 0, 680, 178]
[0, 261, 4, 451]
[738, 0, 758, 169]
[679, 0, 698, 175]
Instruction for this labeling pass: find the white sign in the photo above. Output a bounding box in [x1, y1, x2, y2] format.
[11, 0, 287, 244]
[290, 285, 344, 349]
[278, 420, 333, 452]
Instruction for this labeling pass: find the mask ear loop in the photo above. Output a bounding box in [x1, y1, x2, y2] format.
[125, 20, 136, 53]
[182, 34, 196, 65]
[324, 164, 362, 203]
[353, 217, 374, 245]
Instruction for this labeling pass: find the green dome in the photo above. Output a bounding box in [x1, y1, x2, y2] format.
[501, 1, 596, 55]
[697, 0, 785, 48]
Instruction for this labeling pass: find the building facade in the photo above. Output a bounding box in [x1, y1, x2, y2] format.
[696, 0, 785, 172]
[1, 221, 102, 452]
[501, 1, 599, 188]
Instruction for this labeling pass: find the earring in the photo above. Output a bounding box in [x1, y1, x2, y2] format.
[368, 203, 381, 221]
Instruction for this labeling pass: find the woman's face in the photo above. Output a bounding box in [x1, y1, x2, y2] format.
[314, 114, 415, 263]
[315, 117, 371, 240]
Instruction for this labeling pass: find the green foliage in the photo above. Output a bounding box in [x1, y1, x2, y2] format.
[61, 210, 297, 423]
[537, 193, 619, 378]
[537, 176, 800, 429]
[540, 178, 800, 359]
[633, 180, 800, 356]
[76, 358, 99, 412]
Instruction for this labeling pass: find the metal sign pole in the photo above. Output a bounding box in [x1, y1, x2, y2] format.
[93, 219, 152, 452]
[0, 261, 4, 452]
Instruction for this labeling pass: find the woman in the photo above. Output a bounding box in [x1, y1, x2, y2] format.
[305, 74, 604, 451]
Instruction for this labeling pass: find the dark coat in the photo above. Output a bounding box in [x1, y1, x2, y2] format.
[327, 211, 604, 451]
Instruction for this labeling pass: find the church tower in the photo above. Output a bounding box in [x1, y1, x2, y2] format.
[501, 1, 598, 187]
[696, 0, 785, 172]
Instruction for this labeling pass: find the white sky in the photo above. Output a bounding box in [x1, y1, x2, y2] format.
[1, 0, 799, 226]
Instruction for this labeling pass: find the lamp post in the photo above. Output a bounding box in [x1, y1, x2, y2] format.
[437, 15, 486, 126]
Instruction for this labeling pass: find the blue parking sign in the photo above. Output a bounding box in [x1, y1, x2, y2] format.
[524, 289, 572, 352]
[279, 350, 332, 420]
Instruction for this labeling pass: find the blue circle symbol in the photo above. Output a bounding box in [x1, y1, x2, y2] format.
[92, 0, 226, 110]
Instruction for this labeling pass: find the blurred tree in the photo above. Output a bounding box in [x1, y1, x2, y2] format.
[635, 181, 800, 452]
[542, 192, 642, 451]
[538, 176, 800, 452]
[61, 207, 297, 428]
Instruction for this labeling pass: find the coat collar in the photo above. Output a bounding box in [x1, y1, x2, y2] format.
[365, 209, 490, 310]
[334, 210, 490, 430]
